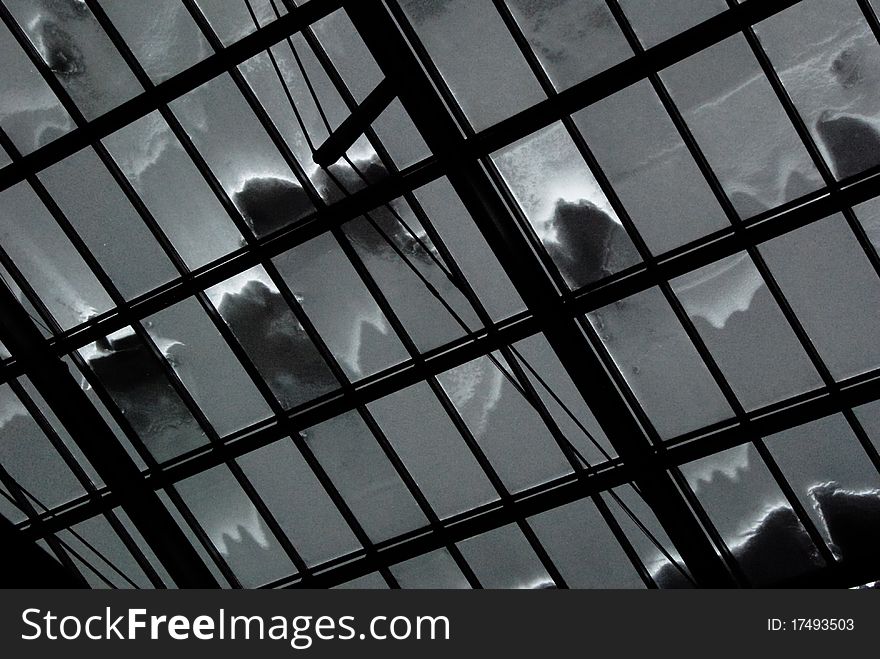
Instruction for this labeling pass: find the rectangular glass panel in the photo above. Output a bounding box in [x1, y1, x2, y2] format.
[237, 437, 361, 567]
[103, 111, 244, 271]
[100, 0, 210, 83]
[206, 265, 338, 410]
[681, 445, 824, 586]
[505, 0, 631, 90]
[59, 514, 152, 589]
[661, 35, 822, 218]
[367, 382, 498, 519]
[0, 182, 113, 330]
[390, 548, 470, 589]
[0, 19, 73, 153]
[39, 147, 178, 299]
[671, 252, 823, 410]
[573, 80, 729, 254]
[145, 298, 273, 437]
[756, 0, 880, 180]
[5, 0, 142, 119]
[854, 399, 880, 453]
[759, 214, 880, 379]
[437, 354, 572, 493]
[587, 287, 733, 438]
[619, 0, 726, 48]
[529, 498, 644, 588]
[194, 0, 284, 46]
[457, 523, 552, 589]
[302, 411, 428, 542]
[493, 121, 640, 289]
[371, 98, 430, 169]
[175, 465, 296, 587]
[398, 0, 545, 130]
[854, 195, 880, 253]
[273, 233, 410, 381]
[311, 10, 383, 103]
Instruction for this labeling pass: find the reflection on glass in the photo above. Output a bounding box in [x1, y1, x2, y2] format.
[457, 523, 552, 589]
[493, 122, 640, 289]
[171, 74, 311, 238]
[574, 80, 728, 254]
[682, 445, 824, 586]
[671, 252, 822, 410]
[756, 0, 880, 180]
[78, 327, 208, 464]
[5, 0, 142, 119]
[0, 182, 113, 330]
[237, 437, 361, 567]
[398, 0, 545, 130]
[505, 0, 631, 90]
[0, 19, 73, 153]
[303, 411, 428, 542]
[390, 548, 470, 589]
[193, 0, 284, 46]
[274, 233, 410, 381]
[100, 0, 210, 83]
[765, 414, 880, 565]
[206, 265, 338, 410]
[176, 465, 295, 587]
[413, 178, 525, 321]
[759, 215, 880, 379]
[0, 383, 84, 510]
[587, 287, 732, 438]
[437, 354, 572, 493]
[661, 35, 822, 218]
[368, 382, 498, 519]
[529, 498, 644, 588]
[512, 333, 615, 464]
[619, 0, 726, 48]
[146, 298, 273, 437]
[39, 147, 177, 299]
[103, 111, 244, 271]
[59, 514, 153, 589]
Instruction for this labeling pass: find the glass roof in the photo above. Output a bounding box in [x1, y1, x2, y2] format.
[1, 0, 880, 589]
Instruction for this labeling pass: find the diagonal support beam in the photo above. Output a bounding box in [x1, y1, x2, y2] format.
[0, 282, 219, 588]
[347, 0, 735, 587]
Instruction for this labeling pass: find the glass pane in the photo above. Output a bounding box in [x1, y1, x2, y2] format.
[39, 147, 178, 299]
[170, 74, 311, 237]
[206, 265, 338, 410]
[334, 572, 388, 589]
[398, 0, 545, 130]
[311, 10, 383, 103]
[0, 19, 73, 153]
[145, 298, 273, 437]
[103, 111, 244, 271]
[59, 514, 152, 589]
[237, 437, 361, 567]
[79, 327, 208, 464]
[0, 480, 26, 524]
[512, 332, 616, 464]
[372, 98, 430, 169]
[175, 465, 296, 587]
[765, 414, 880, 562]
[759, 215, 880, 379]
[193, 0, 284, 46]
[573, 80, 729, 254]
[391, 548, 470, 589]
[273, 233, 410, 381]
[342, 205, 479, 353]
[854, 195, 880, 253]
[100, 0, 210, 83]
[587, 287, 733, 438]
[5, 0, 142, 119]
[457, 523, 553, 589]
[0, 383, 84, 510]
[681, 444, 825, 586]
[619, 0, 726, 48]
[661, 35, 822, 218]
[756, 0, 880, 180]
[671, 252, 823, 410]
[493, 122, 640, 289]
[303, 411, 428, 542]
[854, 399, 880, 453]
[505, 0, 631, 90]
[413, 178, 525, 321]
[437, 354, 572, 493]
[115, 508, 174, 587]
[529, 498, 645, 588]
[0, 182, 113, 330]
[367, 382, 498, 519]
